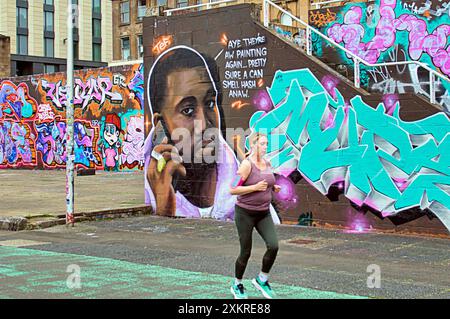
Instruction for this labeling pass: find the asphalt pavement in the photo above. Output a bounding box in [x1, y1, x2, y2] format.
[0, 215, 448, 299]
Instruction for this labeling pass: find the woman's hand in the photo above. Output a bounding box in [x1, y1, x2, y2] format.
[273, 184, 281, 193]
[253, 180, 268, 192]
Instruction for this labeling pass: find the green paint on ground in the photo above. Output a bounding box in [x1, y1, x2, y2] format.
[0, 246, 368, 299]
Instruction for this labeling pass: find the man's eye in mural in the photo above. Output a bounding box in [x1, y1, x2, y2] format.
[206, 99, 215, 110]
[180, 106, 195, 117]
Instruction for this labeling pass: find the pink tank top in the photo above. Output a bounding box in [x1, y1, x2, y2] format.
[236, 159, 276, 211]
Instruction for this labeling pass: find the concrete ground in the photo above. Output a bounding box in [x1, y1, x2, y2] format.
[0, 170, 144, 217]
[0, 215, 449, 299]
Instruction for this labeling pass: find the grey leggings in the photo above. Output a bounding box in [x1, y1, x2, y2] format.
[234, 205, 279, 280]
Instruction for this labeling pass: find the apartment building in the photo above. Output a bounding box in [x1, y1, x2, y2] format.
[113, 0, 179, 61]
[0, 0, 113, 76]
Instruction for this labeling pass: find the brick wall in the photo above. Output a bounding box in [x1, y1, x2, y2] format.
[142, 3, 450, 235]
[0, 35, 10, 78]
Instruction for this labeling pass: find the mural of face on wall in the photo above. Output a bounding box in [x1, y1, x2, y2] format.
[104, 113, 121, 147]
[145, 46, 238, 220]
[100, 113, 122, 171]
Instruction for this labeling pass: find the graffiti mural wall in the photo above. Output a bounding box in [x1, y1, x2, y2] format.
[143, 4, 449, 234]
[310, 0, 450, 113]
[0, 64, 144, 170]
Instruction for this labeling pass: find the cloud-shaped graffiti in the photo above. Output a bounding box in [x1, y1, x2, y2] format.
[0, 81, 36, 120]
[327, 0, 450, 76]
[248, 68, 450, 231]
[121, 115, 144, 169]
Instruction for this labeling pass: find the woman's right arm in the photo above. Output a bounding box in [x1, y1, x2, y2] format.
[230, 160, 256, 195]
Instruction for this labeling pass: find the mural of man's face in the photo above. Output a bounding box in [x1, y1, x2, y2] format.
[155, 66, 220, 163]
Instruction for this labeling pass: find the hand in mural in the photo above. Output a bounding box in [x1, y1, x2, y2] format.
[147, 137, 186, 216]
[273, 184, 281, 193]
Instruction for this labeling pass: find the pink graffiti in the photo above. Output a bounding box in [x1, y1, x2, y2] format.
[41, 76, 123, 112]
[327, 0, 450, 76]
[382, 93, 399, 115]
[121, 116, 144, 169]
[321, 75, 340, 100]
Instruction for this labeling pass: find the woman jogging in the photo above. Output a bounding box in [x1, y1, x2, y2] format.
[229, 132, 281, 299]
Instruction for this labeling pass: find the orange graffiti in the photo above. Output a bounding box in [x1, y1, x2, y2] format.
[232, 134, 246, 160]
[37, 65, 142, 118]
[231, 101, 250, 109]
[257, 79, 264, 87]
[220, 33, 229, 46]
[309, 9, 337, 27]
[152, 35, 173, 56]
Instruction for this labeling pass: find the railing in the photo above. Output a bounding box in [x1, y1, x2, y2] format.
[264, 0, 449, 104]
[165, 0, 236, 16]
[159, 0, 448, 106]
[310, 0, 348, 10]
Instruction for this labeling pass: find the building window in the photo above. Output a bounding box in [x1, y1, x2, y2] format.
[120, 1, 130, 24]
[73, 41, 79, 60]
[157, 0, 168, 6]
[44, 38, 54, 57]
[137, 35, 143, 58]
[16, 3, 28, 56]
[93, 43, 102, 62]
[121, 37, 130, 60]
[137, 0, 146, 20]
[17, 34, 28, 55]
[93, 18, 101, 38]
[17, 7, 28, 28]
[176, 0, 188, 8]
[280, 13, 293, 27]
[44, 64, 58, 74]
[93, 0, 101, 14]
[92, 0, 102, 62]
[44, 11, 54, 32]
[44, 0, 54, 5]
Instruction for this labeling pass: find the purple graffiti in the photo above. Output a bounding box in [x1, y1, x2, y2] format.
[252, 90, 273, 112]
[36, 119, 99, 167]
[321, 75, 340, 100]
[35, 120, 67, 166]
[273, 175, 299, 210]
[0, 121, 34, 166]
[327, 0, 450, 76]
[41, 76, 123, 112]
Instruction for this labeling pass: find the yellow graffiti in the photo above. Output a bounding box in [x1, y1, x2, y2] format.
[309, 9, 337, 27]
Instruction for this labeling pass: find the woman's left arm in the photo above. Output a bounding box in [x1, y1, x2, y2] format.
[266, 160, 281, 193]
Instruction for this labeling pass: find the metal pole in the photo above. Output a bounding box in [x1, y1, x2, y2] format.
[354, 58, 360, 89]
[66, 0, 75, 226]
[263, 0, 269, 27]
[306, 27, 312, 55]
[430, 72, 436, 104]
